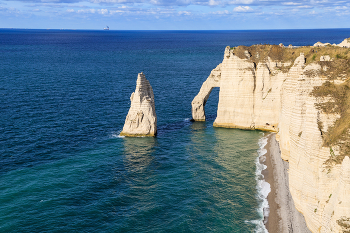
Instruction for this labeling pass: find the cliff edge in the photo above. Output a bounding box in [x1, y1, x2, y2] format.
[192, 42, 350, 232]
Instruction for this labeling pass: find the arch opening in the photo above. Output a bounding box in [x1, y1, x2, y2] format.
[191, 64, 221, 121]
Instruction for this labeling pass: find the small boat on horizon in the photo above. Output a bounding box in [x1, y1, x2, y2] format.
[104, 26, 109, 30]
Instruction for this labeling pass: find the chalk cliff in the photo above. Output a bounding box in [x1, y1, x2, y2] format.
[192, 44, 350, 232]
[192, 64, 221, 121]
[120, 72, 157, 137]
[314, 37, 350, 48]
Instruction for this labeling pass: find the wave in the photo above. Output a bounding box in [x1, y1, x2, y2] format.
[247, 134, 270, 233]
[110, 130, 125, 138]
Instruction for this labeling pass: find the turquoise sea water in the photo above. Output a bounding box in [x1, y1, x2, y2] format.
[1, 29, 350, 232]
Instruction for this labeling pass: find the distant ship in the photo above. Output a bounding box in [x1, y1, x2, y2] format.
[104, 26, 109, 30]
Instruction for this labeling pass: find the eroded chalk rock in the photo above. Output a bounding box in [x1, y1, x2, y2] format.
[120, 72, 157, 137]
[338, 38, 350, 48]
[314, 38, 350, 48]
[320, 55, 331, 61]
[191, 64, 221, 121]
[313, 41, 331, 47]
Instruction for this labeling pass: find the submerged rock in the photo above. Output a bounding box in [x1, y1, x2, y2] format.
[120, 72, 157, 137]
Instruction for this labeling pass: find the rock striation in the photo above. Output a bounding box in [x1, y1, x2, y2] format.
[120, 72, 157, 137]
[192, 43, 350, 232]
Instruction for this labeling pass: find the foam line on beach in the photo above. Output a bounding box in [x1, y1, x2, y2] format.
[254, 134, 270, 233]
[265, 134, 311, 233]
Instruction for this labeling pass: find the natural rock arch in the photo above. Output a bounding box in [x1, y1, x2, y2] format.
[191, 64, 221, 121]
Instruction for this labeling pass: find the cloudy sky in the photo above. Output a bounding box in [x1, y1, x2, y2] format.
[0, 0, 349, 29]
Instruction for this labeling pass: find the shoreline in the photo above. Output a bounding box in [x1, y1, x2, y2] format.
[262, 133, 311, 233]
[261, 134, 280, 232]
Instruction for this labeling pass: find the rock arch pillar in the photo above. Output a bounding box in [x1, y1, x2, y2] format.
[191, 64, 221, 121]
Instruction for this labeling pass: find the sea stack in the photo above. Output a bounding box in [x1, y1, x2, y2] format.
[120, 72, 157, 137]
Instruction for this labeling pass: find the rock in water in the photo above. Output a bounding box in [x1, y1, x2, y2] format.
[120, 72, 157, 137]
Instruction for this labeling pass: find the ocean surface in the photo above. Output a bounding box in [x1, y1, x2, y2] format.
[1, 29, 350, 232]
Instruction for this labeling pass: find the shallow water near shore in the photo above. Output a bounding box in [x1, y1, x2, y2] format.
[1, 29, 350, 232]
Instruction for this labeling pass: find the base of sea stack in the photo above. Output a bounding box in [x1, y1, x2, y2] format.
[190, 118, 206, 122]
[263, 133, 311, 233]
[119, 132, 156, 137]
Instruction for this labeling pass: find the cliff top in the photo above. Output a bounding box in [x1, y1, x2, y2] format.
[231, 44, 350, 80]
[232, 44, 349, 65]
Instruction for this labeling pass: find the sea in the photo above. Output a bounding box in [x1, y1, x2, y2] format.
[1, 29, 350, 232]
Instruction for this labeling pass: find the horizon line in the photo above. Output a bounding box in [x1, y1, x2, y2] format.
[1, 27, 350, 31]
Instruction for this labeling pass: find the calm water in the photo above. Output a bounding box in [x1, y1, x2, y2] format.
[1, 29, 350, 232]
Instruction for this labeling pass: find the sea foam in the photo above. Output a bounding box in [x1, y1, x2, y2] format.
[111, 131, 125, 138]
[248, 134, 271, 233]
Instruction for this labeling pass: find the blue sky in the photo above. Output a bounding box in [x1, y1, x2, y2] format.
[0, 0, 349, 29]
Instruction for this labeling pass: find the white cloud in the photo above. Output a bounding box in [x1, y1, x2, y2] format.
[283, 2, 301, 5]
[90, 0, 135, 4]
[233, 5, 253, 12]
[77, 8, 96, 13]
[297, 5, 313, 8]
[209, 0, 219, 5]
[5, 0, 350, 11]
[335, 5, 347, 9]
[98, 8, 108, 14]
[73, 8, 109, 14]
[229, 0, 254, 4]
[178, 10, 191, 15]
[0, 6, 20, 13]
[109, 9, 123, 14]
[212, 9, 229, 14]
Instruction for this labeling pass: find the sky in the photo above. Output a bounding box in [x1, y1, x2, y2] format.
[0, 0, 349, 29]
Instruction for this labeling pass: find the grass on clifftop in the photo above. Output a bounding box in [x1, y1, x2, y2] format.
[232, 45, 350, 77]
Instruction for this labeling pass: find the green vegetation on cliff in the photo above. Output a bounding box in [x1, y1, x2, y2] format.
[311, 79, 350, 165]
[233, 44, 350, 75]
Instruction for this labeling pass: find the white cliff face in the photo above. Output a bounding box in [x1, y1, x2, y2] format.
[279, 62, 350, 233]
[338, 38, 350, 48]
[192, 46, 350, 232]
[213, 48, 285, 132]
[313, 42, 331, 47]
[314, 38, 350, 48]
[120, 72, 157, 137]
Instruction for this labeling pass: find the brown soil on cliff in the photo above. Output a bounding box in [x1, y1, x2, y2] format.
[232, 44, 350, 76]
[311, 79, 350, 165]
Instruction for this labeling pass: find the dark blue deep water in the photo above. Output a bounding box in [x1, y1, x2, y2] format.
[1, 29, 350, 232]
